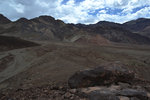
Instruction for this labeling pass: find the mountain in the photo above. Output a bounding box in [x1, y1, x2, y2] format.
[76, 21, 150, 44]
[0, 14, 11, 24]
[123, 18, 150, 32]
[123, 18, 150, 38]
[0, 14, 150, 45]
[141, 26, 150, 38]
[0, 15, 110, 45]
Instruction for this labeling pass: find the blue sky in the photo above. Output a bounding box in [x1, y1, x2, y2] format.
[62, 0, 83, 4]
[0, 0, 150, 24]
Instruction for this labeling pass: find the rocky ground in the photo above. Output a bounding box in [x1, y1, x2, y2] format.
[0, 41, 150, 100]
[1, 66, 150, 100]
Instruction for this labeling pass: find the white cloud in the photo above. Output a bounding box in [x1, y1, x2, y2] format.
[99, 10, 107, 14]
[0, 0, 150, 24]
[55, 0, 150, 24]
[9, 1, 25, 13]
[96, 6, 150, 23]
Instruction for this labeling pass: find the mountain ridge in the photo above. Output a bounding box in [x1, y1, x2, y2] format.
[0, 14, 11, 24]
[0, 14, 150, 45]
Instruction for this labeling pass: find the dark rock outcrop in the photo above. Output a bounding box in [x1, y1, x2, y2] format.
[68, 66, 135, 88]
[68, 65, 150, 100]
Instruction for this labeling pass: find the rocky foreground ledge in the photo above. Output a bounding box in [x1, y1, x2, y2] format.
[68, 66, 150, 100]
[1, 66, 150, 100]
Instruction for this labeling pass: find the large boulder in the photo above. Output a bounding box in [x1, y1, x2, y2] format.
[68, 66, 135, 88]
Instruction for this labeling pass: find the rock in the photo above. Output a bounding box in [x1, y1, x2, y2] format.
[118, 82, 131, 89]
[118, 96, 130, 100]
[110, 85, 121, 91]
[0, 93, 6, 100]
[70, 96, 74, 100]
[68, 66, 135, 88]
[88, 90, 120, 100]
[69, 89, 77, 94]
[145, 86, 150, 92]
[130, 97, 140, 100]
[117, 89, 148, 100]
[64, 92, 72, 99]
[147, 93, 150, 98]
[79, 86, 149, 100]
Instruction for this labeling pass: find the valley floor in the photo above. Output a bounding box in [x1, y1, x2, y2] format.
[0, 41, 150, 100]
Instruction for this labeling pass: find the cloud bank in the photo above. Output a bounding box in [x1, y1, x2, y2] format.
[0, 0, 150, 24]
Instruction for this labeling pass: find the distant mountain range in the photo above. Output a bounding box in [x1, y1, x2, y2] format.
[0, 14, 150, 45]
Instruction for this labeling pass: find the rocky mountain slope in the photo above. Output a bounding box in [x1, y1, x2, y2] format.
[76, 20, 150, 44]
[0, 14, 150, 45]
[123, 18, 150, 32]
[0, 15, 109, 46]
[123, 18, 150, 38]
[0, 14, 11, 24]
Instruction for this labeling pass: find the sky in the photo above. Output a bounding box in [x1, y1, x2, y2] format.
[0, 0, 150, 24]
